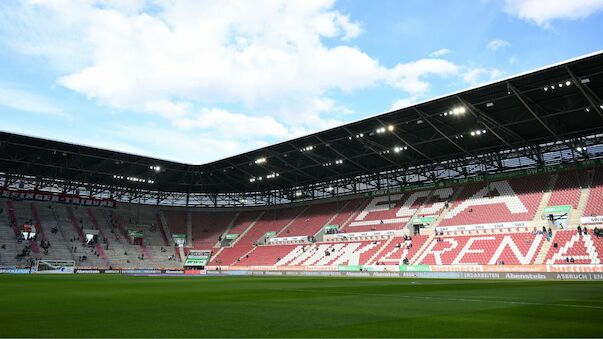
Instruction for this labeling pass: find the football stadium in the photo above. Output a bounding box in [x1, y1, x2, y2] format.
[1, 51, 603, 337]
[2, 2, 603, 338]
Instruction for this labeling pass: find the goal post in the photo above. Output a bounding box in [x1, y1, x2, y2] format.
[34, 260, 76, 274]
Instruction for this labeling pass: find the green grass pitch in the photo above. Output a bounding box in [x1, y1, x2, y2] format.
[1, 275, 602, 338]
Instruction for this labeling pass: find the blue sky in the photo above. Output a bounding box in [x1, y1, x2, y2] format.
[0, 0, 602, 164]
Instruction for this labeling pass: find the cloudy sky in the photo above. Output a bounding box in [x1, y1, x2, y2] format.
[1, 0, 602, 164]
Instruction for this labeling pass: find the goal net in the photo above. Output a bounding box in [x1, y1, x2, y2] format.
[34, 260, 76, 274]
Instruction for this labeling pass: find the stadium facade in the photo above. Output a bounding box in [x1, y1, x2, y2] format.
[1, 52, 603, 277]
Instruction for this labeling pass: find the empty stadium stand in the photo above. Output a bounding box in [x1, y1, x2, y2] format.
[545, 229, 603, 264]
[3, 170, 603, 270]
[439, 176, 549, 227]
[413, 230, 544, 265]
[584, 169, 603, 217]
[548, 172, 582, 208]
[190, 211, 234, 250]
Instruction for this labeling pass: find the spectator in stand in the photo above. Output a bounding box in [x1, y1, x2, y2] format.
[577, 225, 582, 235]
[583, 227, 588, 235]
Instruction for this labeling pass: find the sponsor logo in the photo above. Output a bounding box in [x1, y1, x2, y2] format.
[121, 269, 161, 274]
[0, 268, 30, 274]
[372, 272, 399, 278]
[556, 273, 589, 280]
[547, 265, 603, 273]
[505, 273, 546, 280]
[462, 272, 500, 279]
[346, 272, 370, 277]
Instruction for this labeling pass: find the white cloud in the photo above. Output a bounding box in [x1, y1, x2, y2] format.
[385, 58, 460, 95]
[462, 68, 503, 86]
[0, 82, 64, 116]
[173, 108, 290, 139]
[504, 0, 603, 27]
[428, 48, 451, 57]
[9, 0, 375, 109]
[487, 39, 511, 51]
[0, 0, 504, 163]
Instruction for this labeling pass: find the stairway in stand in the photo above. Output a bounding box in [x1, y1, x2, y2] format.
[140, 242, 153, 260]
[86, 208, 111, 267]
[156, 214, 170, 246]
[111, 211, 132, 244]
[6, 201, 41, 258]
[66, 206, 86, 239]
[4, 200, 22, 237]
[30, 203, 47, 241]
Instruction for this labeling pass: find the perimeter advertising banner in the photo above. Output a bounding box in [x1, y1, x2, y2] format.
[337, 265, 363, 271]
[436, 221, 528, 232]
[268, 236, 308, 244]
[580, 216, 603, 224]
[398, 265, 431, 272]
[210, 264, 603, 274]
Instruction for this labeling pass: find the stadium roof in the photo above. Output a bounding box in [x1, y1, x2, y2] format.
[1, 51, 603, 194]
